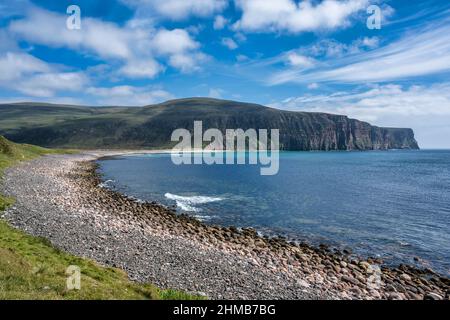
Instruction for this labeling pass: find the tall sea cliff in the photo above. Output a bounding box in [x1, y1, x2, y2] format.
[0, 98, 419, 150]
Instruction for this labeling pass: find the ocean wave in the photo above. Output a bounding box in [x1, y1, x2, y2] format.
[98, 179, 115, 188]
[193, 215, 218, 222]
[164, 193, 223, 212]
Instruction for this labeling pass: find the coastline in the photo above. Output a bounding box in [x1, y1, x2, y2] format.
[1, 151, 449, 300]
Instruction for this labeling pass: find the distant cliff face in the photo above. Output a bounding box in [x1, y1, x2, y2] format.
[0, 98, 419, 150]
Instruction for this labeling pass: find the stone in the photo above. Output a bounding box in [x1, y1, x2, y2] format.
[424, 292, 443, 300]
[388, 292, 404, 300]
[359, 261, 371, 270]
[400, 273, 412, 282]
[297, 279, 310, 288]
[385, 284, 397, 292]
[341, 275, 359, 286]
[349, 287, 362, 295]
[406, 292, 422, 300]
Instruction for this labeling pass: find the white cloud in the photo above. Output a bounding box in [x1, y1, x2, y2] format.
[0, 21, 91, 98]
[307, 83, 319, 89]
[236, 54, 249, 62]
[361, 36, 379, 49]
[8, 6, 161, 79]
[186, 24, 204, 35]
[121, 0, 227, 20]
[0, 51, 88, 97]
[208, 88, 225, 99]
[153, 29, 200, 55]
[0, 0, 29, 19]
[233, 0, 367, 33]
[87, 85, 174, 106]
[214, 15, 228, 30]
[168, 52, 209, 73]
[300, 37, 380, 59]
[119, 59, 163, 79]
[229, 36, 380, 85]
[0, 29, 18, 52]
[8, 6, 207, 77]
[147, 28, 205, 73]
[18, 72, 88, 97]
[271, 83, 450, 148]
[268, 21, 450, 85]
[234, 32, 247, 42]
[0, 52, 50, 81]
[286, 53, 315, 68]
[9, 7, 133, 59]
[275, 84, 450, 119]
[221, 37, 238, 50]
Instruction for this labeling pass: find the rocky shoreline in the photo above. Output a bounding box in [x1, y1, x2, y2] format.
[1, 152, 449, 300]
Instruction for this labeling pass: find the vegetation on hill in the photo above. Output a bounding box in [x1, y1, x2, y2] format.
[0, 98, 419, 150]
[0, 136, 200, 300]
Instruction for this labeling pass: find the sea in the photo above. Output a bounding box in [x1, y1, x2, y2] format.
[98, 150, 450, 276]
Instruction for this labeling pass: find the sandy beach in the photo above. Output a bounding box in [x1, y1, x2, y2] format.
[1, 152, 448, 300]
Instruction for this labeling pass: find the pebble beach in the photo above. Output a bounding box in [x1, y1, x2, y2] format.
[1, 152, 449, 300]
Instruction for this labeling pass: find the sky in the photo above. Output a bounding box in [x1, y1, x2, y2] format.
[0, 0, 450, 148]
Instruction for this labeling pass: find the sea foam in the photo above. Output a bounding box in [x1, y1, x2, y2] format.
[164, 193, 223, 212]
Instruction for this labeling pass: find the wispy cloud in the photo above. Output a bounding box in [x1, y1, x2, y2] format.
[213, 15, 228, 30]
[272, 83, 450, 119]
[0, 52, 50, 82]
[285, 53, 316, 68]
[270, 83, 450, 148]
[8, 6, 206, 78]
[0, 51, 89, 97]
[208, 87, 225, 99]
[221, 37, 238, 50]
[268, 18, 450, 85]
[18, 72, 88, 97]
[121, 0, 228, 21]
[87, 85, 174, 106]
[233, 0, 368, 33]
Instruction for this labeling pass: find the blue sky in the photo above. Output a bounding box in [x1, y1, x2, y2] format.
[0, 0, 450, 147]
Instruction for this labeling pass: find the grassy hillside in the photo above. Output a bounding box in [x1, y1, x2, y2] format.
[0, 136, 199, 300]
[0, 98, 419, 150]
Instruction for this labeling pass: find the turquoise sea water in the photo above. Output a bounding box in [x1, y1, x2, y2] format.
[98, 150, 450, 275]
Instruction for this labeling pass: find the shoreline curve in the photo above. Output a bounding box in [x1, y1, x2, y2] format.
[1, 151, 448, 300]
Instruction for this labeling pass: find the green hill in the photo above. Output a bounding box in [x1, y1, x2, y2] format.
[0, 98, 419, 150]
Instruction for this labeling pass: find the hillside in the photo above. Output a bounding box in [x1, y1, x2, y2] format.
[0, 98, 419, 150]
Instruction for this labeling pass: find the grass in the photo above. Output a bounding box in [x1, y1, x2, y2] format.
[0, 221, 199, 300]
[0, 136, 202, 300]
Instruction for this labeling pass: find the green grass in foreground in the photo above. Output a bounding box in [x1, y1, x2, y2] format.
[0, 220, 199, 300]
[0, 136, 201, 300]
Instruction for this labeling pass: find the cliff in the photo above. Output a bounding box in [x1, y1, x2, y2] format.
[0, 98, 419, 150]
